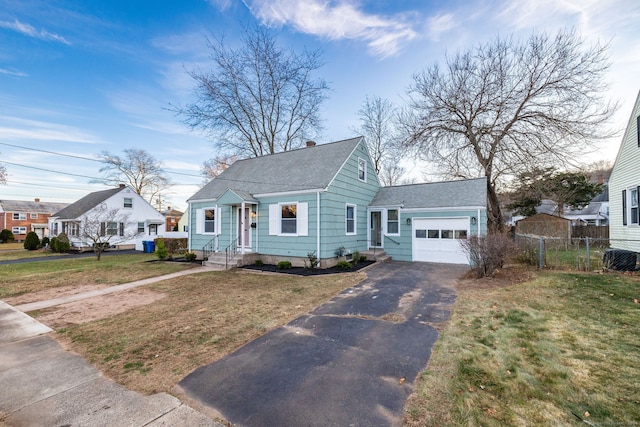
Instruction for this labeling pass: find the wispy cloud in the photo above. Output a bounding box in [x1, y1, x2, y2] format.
[244, 0, 417, 58]
[0, 116, 99, 143]
[426, 13, 456, 41]
[0, 68, 27, 77]
[0, 19, 70, 45]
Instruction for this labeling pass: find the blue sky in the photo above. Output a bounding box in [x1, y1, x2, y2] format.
[1, 0, 639, 211]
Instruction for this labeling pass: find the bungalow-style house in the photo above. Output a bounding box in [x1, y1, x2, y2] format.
[187, 137, 487, 267]
[609, 89, 640, 252]
[49, 184, 167, 251]
[0, 198, 68, 241]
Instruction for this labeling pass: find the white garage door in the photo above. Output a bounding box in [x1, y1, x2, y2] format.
[412, 218, 470, 264]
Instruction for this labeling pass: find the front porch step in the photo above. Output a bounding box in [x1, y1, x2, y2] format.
[203, 253, 242, 270]
[361, 249, 391, 263]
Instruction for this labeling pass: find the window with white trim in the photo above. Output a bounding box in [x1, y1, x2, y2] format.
[204, 209, 216, 233]
[346, 204, 356, 235]
[387, 209, 399, 235]
[281, 204, 297, 234]
[358, 158, 366, 182]
[631, 188, 639, 225]
[13, 213, 26, 220]
[30, 213, 38, 219]
[138, 222, 145, 233]
[12, 226, 27, 234]
[105, 222, 119, 236]
[68, 222, 79, 237]
[123, 197, 133, 208]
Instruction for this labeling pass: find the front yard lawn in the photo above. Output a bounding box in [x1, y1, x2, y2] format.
[404, 269, 640, 426]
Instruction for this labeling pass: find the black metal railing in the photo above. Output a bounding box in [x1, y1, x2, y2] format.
[225, 238, 238, 270]
[202, 236, 218, 261]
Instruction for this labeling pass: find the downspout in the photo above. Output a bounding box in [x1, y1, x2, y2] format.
[241, 201, 246, 255]
[317, 192, 321, 263]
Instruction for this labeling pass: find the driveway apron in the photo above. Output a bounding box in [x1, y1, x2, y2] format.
[178, 261, 466, 427]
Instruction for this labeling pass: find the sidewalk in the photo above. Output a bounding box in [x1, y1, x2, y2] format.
[0, 268, 224, 427]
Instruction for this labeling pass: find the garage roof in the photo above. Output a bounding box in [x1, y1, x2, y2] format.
[371, 177, 487, 209]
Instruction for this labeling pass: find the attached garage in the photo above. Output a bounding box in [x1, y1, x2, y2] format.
[412, 217, 470, 264]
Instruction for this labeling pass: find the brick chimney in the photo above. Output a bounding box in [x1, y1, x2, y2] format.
[306, 141, 316, 147]
[34, 198, 40, 202]
[119, 183, 126, 188]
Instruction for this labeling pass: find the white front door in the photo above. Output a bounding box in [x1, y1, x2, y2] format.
[412, 218, 470, 264]
[237, 207, 251, 248]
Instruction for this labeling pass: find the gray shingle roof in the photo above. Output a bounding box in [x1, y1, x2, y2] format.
[51, 187, 126, 219]
[188, 137, 363, 201]
[0, 200, 68, 214]
[371, 177, 487, 209]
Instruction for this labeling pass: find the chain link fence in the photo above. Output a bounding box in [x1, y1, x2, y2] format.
[514, 234, 639, 271]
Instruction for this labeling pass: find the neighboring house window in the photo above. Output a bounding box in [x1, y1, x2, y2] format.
[358, 158, 366, 182]
[346, 204, 356, 235]
[13, 213, 26, 220]
[124, 198, 133, 208]
[387, 209, 399, 234]
[204, 209, 216, 233]
[138, 222, 145, 233]
[52, 223, 58, 235]
[281, 204, 297, 234]
[12, 226, 27, 234]
[631, 188, 639, 225]
[69, 222, 79, 237]
[101, 222, 123, 236]
[30, 213, 38, 219]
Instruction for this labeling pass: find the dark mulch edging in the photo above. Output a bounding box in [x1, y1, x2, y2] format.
[242, 260, 375, 276]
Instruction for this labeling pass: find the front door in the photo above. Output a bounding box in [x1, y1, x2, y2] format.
[237, 207, 251, 248]
[370, 211, 382, 247]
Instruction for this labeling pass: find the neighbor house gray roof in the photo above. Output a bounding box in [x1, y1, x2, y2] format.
[370, 177, 487, 209]
[0, 199, 68, 214]
[51, 187, 126, 220]
[188, 137, 364, 202]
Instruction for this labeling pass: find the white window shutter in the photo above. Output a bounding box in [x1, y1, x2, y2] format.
[269, 204, 279, 235]
[195, 208, 203, 234]
[298, 202, 308, 236]
[216, 206, 221, 235]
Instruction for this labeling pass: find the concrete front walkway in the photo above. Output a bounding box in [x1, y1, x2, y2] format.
[0, 266, 223, 427]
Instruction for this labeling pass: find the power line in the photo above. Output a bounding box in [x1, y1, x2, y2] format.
[0, 160, 109, 182]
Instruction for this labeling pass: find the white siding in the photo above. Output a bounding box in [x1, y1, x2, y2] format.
[609, 90, 640, 252]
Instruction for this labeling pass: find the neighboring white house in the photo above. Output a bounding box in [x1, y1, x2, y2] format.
[609, 89, 640, 252]
[48, 184, 167, 251]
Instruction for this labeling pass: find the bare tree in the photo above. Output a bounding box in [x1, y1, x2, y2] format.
[201, 154, 237, 182]
[77, 203, 141, 261]
[0, 161, 6, 185]
[176, 25, 330, 157]
[400, 29, 617, 231]
[97, 149, 170, 204]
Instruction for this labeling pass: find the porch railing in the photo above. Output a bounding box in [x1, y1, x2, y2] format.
[225, 238, 238, 270]
[202, 236, 218, 261]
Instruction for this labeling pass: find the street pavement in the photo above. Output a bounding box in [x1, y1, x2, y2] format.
[178, 261, 466, 427]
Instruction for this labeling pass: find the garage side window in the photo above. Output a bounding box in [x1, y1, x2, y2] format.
[387, 209, 399, 235]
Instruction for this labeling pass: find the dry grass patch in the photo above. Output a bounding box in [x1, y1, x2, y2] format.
[404, 267, 640, 426]
[0, 254, 197, 299]
[54, 270, 365, 395]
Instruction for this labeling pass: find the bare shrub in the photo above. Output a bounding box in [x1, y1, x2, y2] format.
[461, 232, 517, 278]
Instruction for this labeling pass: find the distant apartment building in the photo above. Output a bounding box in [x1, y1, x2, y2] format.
[0, 198, 69, 241]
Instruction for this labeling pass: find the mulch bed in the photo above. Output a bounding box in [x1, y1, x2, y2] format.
[242, 260, 376, 276]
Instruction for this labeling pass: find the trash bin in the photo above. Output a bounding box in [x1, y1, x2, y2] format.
[147, 241, 156, 253]
[603, 249, 637, 271]
[142, 241, 152, 253]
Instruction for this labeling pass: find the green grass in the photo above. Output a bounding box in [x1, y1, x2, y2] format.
[0, 253, 197, 298]
[404, 269, 640, 426]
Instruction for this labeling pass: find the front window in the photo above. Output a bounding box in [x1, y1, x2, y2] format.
[204, 209, 216, 233]
[346, 204, 356, 235]
[69, 222, 79, 237]
[12, 226, 27, 234]
[123, 197, 133, 208]
[387, 209, 399, 234]
[13, 213, 26, 220]
[281, 204, 297, 234]
[358, 158, 366, 182]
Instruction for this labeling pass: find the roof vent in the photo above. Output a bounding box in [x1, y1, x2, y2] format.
[306, 141, 316, 147]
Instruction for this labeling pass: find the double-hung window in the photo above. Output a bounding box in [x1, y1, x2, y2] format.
[12, 226, 26, 234]
[346, 204, 356, 235]
[281, 204, 297, 234]
[13, 213, 26, 220]
[204, 209, 216, 233]
[30, 213, 38, 219]
[631, 188, 639, 225]
[123, 197, 133, 208]
[358, 158, 366, 182]
[138, 222, 145, 233]
[387, 209, 399, 235]
[106, 222, 119, 236]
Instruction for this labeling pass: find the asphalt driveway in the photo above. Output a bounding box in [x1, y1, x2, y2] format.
[177, 261, 467, 427]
